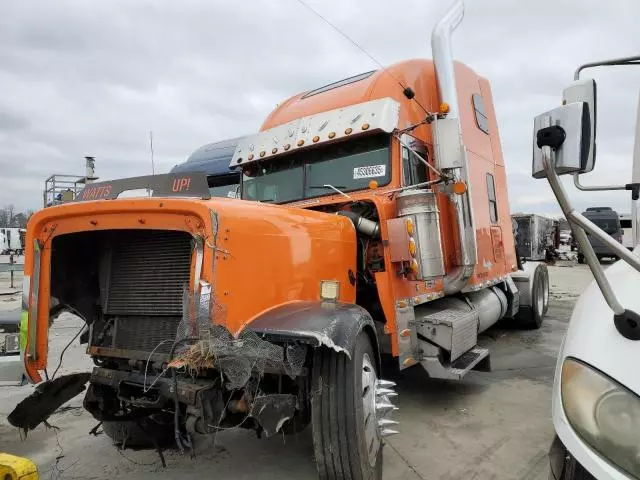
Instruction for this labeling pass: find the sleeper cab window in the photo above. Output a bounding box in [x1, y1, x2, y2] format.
[472, 94, 489, 134]
[486, 173, 498, 223]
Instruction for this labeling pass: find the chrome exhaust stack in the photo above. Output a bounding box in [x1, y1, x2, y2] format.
[431, 0, 477, 294]
[431, 1, 464, 118]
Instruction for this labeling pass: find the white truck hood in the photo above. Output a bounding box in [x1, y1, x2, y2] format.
[561, 256, 640, 396]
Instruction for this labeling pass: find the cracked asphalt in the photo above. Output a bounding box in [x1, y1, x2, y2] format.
[0, 258, 595, 479]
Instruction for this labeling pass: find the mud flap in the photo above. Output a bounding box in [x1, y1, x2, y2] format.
[7, 372, 91, 433]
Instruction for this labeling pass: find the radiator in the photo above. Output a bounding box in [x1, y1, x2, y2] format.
[104, 230, 192, 353]
[105, 230, 192, 316]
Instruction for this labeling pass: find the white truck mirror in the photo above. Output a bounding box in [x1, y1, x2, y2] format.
[563, 78, 597, 173]
[532, 102, 591, 179]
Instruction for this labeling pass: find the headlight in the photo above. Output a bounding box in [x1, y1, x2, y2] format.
[561, 357, 640, 477]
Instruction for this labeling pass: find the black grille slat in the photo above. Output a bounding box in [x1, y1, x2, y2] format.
[114, 316, 182, 353]
[106, 230, 192, 317]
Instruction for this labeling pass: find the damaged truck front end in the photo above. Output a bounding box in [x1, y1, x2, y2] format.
[14, 173, 397, 472]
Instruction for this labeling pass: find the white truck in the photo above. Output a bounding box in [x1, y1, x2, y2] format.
[0, 228, 25, 255]
[531, 55, 640, 479]
[619, 213, 634, 250]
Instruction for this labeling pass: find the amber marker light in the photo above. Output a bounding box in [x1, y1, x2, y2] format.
[406, 218, 414, 235]
[452, 181, 467, 195]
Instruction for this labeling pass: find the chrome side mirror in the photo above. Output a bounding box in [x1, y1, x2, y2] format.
[532, 102, 591, 178]
[563, 78, 597, 173]
[532, 103, 640, 341]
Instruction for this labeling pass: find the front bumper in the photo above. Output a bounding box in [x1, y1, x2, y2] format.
[549, 436, 596, 480]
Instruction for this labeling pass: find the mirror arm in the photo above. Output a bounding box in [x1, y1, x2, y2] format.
[573, 174, 640, 200]
[543, 143, 624, 315]
[574, 55, 640, 80]
[540, 117, 640, 340]
[572, 173, 627, 192]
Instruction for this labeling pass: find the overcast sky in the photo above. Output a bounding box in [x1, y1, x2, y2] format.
[0, 0, 639, 215]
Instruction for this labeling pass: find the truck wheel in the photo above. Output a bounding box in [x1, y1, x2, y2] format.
[311, 332, 396, 480]
[103, 416, 175, 449]
[577, 254, 584, 264]
[541, 265, 550, 316]
[515, 264, 548, 329]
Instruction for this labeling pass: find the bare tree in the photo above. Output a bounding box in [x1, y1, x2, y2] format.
[0, 206, 32, 228]
[11, 213, 28, 228]
[6, 204, 14, 226]
[0, 208, 9, 228]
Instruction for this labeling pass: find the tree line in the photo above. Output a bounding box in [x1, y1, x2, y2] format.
[0, 205, 34, 228]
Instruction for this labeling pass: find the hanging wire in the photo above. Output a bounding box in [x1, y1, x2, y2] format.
[292, 0, 431, 115]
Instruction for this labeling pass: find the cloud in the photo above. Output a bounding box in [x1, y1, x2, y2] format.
[0, 0, 638, 217]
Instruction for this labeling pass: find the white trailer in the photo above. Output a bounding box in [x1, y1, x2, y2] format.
[0, 228, 25, 255]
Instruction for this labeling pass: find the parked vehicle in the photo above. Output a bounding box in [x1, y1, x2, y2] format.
[619, 213, 633, 250]
[531, 54, 640, 479]
[559, 230, 572, 245]
[171, 136, 243, 198]
[4, 2, 551, 477]
[576, 207, 622, 263]
[0, 228, 26, 255]
[512, 213, 559, 261]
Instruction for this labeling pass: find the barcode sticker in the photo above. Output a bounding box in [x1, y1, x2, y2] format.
[353, 165, 386, 179]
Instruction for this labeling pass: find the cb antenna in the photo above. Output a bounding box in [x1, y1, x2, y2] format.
[149, 130, 155, 175]
[293, 0, 429, 114]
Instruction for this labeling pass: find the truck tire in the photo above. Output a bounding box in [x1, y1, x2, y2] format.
[577, 254, 585, 264]
[103, 416, 175, 449]
[515, 264, 548, 329]
[311, 332, 388, 480]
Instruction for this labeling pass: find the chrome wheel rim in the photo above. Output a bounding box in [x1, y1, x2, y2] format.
[543, 271, 549, 312]
[536, 273, 545, 316]
[362, 353, 380, 467]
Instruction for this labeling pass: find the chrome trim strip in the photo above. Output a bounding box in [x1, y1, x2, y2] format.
[193, 236, 204, 293]
[28, 241, 41, 360]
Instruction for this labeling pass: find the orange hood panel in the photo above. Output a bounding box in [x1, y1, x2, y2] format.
[24, 197, 357, 378]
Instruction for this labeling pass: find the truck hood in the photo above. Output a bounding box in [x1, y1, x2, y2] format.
[560, 254, 640, 396]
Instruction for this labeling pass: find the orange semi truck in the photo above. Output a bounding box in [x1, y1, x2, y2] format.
[7, 1, 550, 478]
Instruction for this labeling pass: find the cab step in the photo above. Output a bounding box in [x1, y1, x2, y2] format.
[420, 346, 491, 380]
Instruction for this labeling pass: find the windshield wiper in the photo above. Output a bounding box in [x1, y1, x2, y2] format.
[309, 184, 351, 199]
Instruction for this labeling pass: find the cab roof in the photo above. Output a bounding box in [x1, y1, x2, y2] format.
[171, 136, 246, 176]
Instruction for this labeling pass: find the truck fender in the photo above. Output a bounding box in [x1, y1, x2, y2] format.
[247, 301, 378, 360]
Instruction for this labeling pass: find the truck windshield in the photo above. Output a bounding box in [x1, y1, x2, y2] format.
[207, 174, 239, 198]
[241, 134, 390, 203]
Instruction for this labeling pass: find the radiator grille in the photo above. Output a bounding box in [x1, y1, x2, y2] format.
[105, 230, 192, 316]
[114, 316, 181, 353]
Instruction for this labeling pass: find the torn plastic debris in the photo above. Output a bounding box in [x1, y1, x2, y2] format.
[8, 372, 91, 433]
[251, 394, 297, 437]
[169, 328, 306, 388]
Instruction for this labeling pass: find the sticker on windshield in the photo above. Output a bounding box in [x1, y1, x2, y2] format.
[353, 165, 386, 179]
